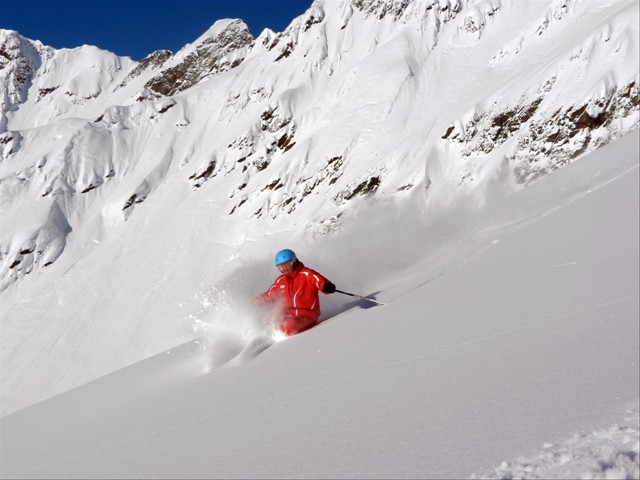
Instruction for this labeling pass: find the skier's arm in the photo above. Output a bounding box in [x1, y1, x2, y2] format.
[255, 281, 280, 304]
[307, 269, 335, 294]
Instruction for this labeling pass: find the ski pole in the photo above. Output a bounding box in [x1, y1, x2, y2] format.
[335, 289, 387, 306]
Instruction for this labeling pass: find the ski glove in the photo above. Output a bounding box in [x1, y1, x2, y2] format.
[322, 281, 336, 294]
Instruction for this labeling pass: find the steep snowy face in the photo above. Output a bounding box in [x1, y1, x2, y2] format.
[0, 0, 638, 293]
[427, 0, 640, 206]
[0, 30, 139, 130]
[0, 20, 255, 131]
[0, 0, 638, 415]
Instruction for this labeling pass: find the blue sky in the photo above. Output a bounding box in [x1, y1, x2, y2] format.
[3, 1, 312, 60]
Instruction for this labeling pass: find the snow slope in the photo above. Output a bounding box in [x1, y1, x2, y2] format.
[0, 131, 637, 479]
[1, 0, 638, 419]
[1, 0, 639, 476]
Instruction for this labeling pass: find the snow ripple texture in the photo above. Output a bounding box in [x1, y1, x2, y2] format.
[474, 408, 640, 480]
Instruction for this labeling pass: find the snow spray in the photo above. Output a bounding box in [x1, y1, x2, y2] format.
[187, 286, 279, 372]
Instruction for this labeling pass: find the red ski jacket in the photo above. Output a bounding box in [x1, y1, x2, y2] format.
[258, 262, 331, 322]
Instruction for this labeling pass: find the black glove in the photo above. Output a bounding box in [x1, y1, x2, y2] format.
[322, 281, 336, 294]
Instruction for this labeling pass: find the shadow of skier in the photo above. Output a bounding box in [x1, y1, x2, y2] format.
[319, 290, 384, 324]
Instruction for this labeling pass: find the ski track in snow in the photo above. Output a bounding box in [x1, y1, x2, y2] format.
[389, 162, 640, 305]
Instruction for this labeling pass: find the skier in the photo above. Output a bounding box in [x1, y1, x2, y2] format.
[257, 249, 336, 336]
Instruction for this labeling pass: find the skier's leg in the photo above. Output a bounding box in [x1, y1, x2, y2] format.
[279, 315, 317, 336]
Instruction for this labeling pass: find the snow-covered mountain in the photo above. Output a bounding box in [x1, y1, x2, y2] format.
[1, 0, 638, 293]
[0, 0, 638, 472]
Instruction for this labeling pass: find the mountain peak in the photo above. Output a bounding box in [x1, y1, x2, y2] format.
[197, 18, 253, 44]
[143, 19, 253, 97]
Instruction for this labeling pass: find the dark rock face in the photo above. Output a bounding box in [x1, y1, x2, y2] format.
[189, 159, 218, 189]
[352, 0, 414, 20]
[511, 81, 640, 184]
[351, 0, 461, 22]
[0, 38, 37, 85]
[441, 79, 639, 185]
[145, 21, 253, 97]
[119, 50, 172, 88]
[0, 31, 46, 123]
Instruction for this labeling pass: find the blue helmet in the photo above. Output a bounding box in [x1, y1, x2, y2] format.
[275, 249, 296, 266]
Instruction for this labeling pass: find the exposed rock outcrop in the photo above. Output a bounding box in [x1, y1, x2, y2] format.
[144, 20, 253, 97]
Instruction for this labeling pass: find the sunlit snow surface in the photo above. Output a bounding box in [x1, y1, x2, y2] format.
[0, 132, 637, 480]
[0, 0, 639, 477]
[1, 0, 638, 416]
